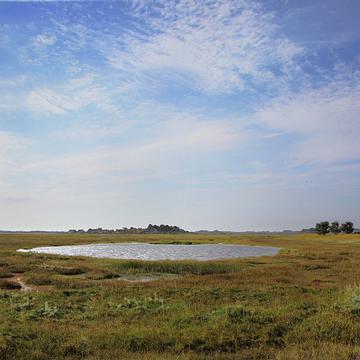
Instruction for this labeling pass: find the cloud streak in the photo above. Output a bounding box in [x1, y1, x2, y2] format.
[106, 0, 303, 93]
[26, 74, 117, 115]
[251, 71, 360, 163]
[23, 113, 242, 180]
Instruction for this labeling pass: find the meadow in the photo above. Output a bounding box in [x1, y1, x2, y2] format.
[1, 232, 360, 359]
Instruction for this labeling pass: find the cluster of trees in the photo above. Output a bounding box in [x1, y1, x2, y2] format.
[146, 224, 186, 233]
[69, 224, 187, 234]
[69, 228, 122, 234]
[315, 221, 354, 235]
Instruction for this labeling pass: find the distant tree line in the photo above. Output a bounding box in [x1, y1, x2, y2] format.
[146, 224, 186, 233]
[315, 221, 354, 235]
[69, 224, 187, 234]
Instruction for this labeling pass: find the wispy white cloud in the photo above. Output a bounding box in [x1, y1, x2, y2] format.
[33, 34, 56, 47]
[17, 0, 304, 97]
[24, 113, 243, 180]
[26, 74, 117, 115]
[104, 0, 303, 93]
[0, 131, 28, 156]
[0, 75, 28, 88]
[0, 76, 29, 112]
[0, 131, 30, 180]
[251, 72, 360, 163]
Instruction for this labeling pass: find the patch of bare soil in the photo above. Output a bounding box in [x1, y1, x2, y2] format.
[10, 274, 35, 292]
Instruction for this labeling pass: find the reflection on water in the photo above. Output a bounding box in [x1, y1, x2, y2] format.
[18, 243, 279, 261]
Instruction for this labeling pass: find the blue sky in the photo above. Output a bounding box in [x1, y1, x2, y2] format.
[0, 0, 359, 231]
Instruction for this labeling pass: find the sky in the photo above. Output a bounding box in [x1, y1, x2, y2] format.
[0, 0, 359, 231]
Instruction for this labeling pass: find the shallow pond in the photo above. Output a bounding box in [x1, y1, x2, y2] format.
[18, 243, 279, 261]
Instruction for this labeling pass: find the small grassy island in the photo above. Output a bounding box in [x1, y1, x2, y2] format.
[1, 232, 360, 359]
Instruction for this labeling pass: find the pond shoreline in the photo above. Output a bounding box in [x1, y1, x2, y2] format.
[17, 242, 280, 261]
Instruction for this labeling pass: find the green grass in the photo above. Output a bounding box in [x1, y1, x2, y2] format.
[0, 279, 22, 290]
[110, 259, 244, 275]
[1, 232, 360, 359]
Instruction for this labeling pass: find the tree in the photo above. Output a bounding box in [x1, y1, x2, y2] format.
[341, 221, 354, 234]
[329, 221, 341, 234]
[315, 221, 330, 235]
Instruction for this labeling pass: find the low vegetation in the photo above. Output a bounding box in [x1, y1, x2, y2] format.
[69, 224, 187, 234]
[1, 232, 360, 359]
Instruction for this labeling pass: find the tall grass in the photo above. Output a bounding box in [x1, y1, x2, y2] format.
[111, 259, 243, 275]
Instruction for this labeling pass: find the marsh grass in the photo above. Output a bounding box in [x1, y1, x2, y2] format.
[111, 259, 243, 275]
[334, 285, 360, 317]
[1, 232, 360, 358]
[0, 279, 22, 290]
[0, 271, 13, 279]
[85, 269, 119, 280]
[53, 266, 87, 275]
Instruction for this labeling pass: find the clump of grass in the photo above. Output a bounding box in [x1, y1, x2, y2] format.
[0, 271, 13, 279]
[62, 289, 95, 298]
[61, 337, 89, 357]
[267, 324, 288, 348]
[86, 269, 119, 280]
[222, 305, 275, 325]
[226, 306, 251, 323]
[120, 329, 176, 353]
[29, 301, 60, 319]
[54, 266, 87, 275]
[0, 279, 21, 290]
[304, 264, 330, 271]
[8, 264, 32, 273]
[51, 277, 93, 289]
[335, 285, 360, 317]
[151, 241, 197, 245]
[116, 293, 166, 315]
[27, 274, 54, 286]
[111, 260, 241, 275]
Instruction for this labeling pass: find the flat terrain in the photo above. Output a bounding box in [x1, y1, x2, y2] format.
[1, 233, 360, 359]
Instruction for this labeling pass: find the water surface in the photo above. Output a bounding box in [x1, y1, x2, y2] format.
[18, 243, 279, 261]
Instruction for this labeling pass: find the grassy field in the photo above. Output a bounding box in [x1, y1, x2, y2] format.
[1, 232, 360, 359]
